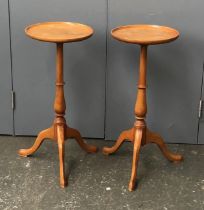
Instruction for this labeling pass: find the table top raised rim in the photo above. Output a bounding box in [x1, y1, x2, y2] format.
[111, 24, 180, 45]
[25, 21, 94, 43]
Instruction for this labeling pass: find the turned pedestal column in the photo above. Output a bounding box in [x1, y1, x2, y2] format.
[18, 22, 97, 188]
[103, 25, 183, 191]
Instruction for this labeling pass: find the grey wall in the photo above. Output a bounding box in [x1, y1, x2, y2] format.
[105, 0, 204, 143]
[0, 0, 13, 134]
[0, 0, 204, 143]
[9, 0, 107, 137]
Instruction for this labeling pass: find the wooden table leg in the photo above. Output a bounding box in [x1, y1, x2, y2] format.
[66, 127, 97, 153]
[102, 128, 135, 155]
[18, 42, 97, 188]
[146, 129, 183, 162]
[57, 125, 66, 188]
[128, 127, 143, 191]
[18, 126, 55, 157]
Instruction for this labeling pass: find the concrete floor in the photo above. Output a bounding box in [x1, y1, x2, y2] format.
[0, 136, 203, 210]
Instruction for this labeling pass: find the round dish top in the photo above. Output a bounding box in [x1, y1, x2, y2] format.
[25, 22, 94, 43]
[111, 25, 179, 45]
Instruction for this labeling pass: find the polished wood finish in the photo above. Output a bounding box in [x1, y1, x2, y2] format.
[25, 22, 94, 43]
[18, 22, 97, 188]
[111, 25, 179, 45]
[103, 25, 183, 191]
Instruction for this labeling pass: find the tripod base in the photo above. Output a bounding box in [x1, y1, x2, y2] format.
[102, 126, 183, 191]
[18, 118, 98, 188]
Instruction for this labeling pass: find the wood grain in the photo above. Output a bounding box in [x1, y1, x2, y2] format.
[111, 25, 179, 45]
[25, 22, 94, 43]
